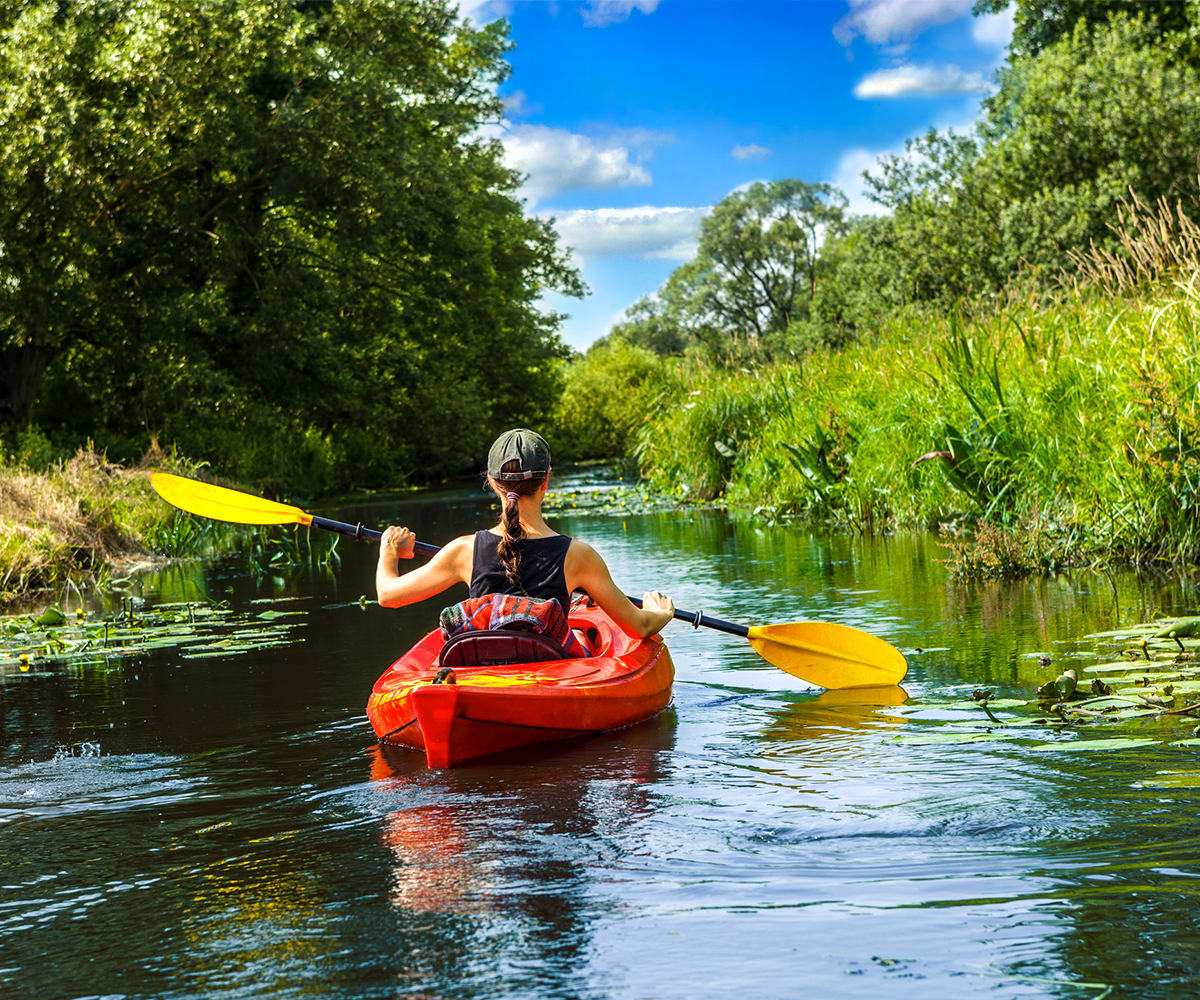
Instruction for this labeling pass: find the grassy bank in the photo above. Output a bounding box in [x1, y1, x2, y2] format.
[0, 446, 241, 606]
[635, 279, 1200, 576]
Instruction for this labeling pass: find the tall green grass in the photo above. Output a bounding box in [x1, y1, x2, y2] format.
[637, 280, 1200, 575]
[0, 444, 244, 605]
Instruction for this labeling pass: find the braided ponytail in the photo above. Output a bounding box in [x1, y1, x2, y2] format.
[491, 459, 544, 590]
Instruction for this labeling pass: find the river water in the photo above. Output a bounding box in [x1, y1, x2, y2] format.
[3, 477, 1200, 999]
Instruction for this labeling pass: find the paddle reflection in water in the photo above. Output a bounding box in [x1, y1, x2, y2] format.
[759, 686, 909, 750]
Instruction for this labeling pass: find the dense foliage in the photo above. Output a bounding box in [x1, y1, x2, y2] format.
[636, 278, 1200, 573]
[555, 1, 1200, 574]
[0, 0, 581, 495]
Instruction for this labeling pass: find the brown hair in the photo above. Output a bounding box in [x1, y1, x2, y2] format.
[489, 459, 546, 589]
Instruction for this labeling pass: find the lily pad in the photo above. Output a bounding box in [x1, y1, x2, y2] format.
[888, 732, 1014, 745]
[2, 599, 307, 672]
[1030, 738, 1158, 752]
[1086, 660, 1176, 674]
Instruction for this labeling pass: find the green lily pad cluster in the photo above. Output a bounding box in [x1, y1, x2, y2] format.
[0, 599, 307, 673]
[543, 482, 709, 517]
[886, 617, 1200, 753]
[1045, 616, 1200, 717]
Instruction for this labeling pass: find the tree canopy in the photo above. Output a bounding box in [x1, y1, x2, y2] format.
[606, 180, 849, 361]
[0, 0, 582, 492]
[615, 4, 1200, 360]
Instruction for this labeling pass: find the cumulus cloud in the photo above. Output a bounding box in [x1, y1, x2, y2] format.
[501, 125, 665, 204]
[854, 63, 993, 98]
[456, 0, 512, 24]
[972, 2, 1015, 48]
[500, 90, 541, 118]
[731, 143, 772, 161]
[830, 148, 892, 217]
[834, 0, 973, 47]
[580, 0, 659, 28]
[540, 206, 710, 260]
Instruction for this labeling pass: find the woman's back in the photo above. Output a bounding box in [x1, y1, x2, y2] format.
[469, 530, 571, 611]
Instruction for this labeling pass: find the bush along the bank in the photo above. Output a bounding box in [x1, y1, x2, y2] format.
[635, 277, 1200, 576]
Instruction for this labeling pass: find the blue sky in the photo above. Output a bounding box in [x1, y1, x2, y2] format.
[463, 0, 1015, 349]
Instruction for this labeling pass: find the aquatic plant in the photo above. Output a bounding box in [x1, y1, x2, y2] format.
[884, 616, 1200, 752]
[0, 598, 308, 673]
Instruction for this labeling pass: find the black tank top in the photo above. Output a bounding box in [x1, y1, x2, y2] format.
[470, 530, 572, 611]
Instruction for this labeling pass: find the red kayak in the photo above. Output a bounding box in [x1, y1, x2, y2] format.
[366, 603, 674, 768]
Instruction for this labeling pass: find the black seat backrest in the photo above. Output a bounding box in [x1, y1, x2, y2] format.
[436, 629, 571, 669]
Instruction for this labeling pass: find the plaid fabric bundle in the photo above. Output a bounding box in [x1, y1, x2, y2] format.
[439, 593, 586, 658]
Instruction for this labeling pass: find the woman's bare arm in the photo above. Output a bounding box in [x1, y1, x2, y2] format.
[565, 539, 674, 639]
[375, 528, 474, 608]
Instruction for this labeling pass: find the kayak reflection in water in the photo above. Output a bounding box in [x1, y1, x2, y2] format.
[375, 428, 675, 643]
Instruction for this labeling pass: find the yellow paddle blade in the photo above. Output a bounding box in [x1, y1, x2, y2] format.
[747, 621, 908, 690]
[150, 473, 313, 527]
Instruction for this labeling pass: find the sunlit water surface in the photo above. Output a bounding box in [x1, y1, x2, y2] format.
[3, 478, 1200, 999]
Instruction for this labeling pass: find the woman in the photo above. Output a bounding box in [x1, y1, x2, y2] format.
[376, 428, 675, 640]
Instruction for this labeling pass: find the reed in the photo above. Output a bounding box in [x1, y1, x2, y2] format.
[637, 279, 1200, 577]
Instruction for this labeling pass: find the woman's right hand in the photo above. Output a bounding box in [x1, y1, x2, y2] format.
[380, 525, 416, 560]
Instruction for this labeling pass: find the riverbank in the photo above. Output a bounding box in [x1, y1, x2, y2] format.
[0, 447, 236, 607]
[635, 277, 1200, 577]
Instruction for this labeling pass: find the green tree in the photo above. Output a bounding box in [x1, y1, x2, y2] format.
[603, 296, 690, 356]
[606, 180, 852, 364]
[972, 0, 1189, 57]
[553, 341, 665, 462]
[844, 13, 1200, 311]
[687, 180, 849, 342]
[0, 0, 582, 490]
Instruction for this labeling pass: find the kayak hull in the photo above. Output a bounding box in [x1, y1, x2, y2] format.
[366, 605, 673, 768]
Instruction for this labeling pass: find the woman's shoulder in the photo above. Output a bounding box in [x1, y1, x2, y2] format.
[565, 536, 599, 563]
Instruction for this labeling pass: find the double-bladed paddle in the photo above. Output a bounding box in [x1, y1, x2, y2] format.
[150, 472, 907, 689]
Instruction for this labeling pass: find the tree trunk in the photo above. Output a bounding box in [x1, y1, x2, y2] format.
[0, 342, 58, 427]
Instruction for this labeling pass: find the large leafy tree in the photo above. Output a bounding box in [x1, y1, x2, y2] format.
[608, 180, 850, 361]
[686, 180, 849, 340]
[836, 10, 1200, 319]
[972, 0, 1190, 57]
[0, 0, 582, 490]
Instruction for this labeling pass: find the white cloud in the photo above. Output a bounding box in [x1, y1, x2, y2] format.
[580, 0, 659, 28]
[501, 125, 661, 205]
[500, 90, 541, 118]
[456, 0, 512, 24]
[834, 0, 973, 47]
[854, 63, 993, 98]
[972, 3, 1015, 49]
[540, 206, 710, 260]
[731, 143, 772, 161]
[830, 148, 892, 217]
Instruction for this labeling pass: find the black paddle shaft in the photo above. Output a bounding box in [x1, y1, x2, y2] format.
[310, 515, 439, 555]
[308, 514, 748, 636]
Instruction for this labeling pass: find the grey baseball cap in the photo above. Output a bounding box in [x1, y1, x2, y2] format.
[487, 428, 551, 480]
